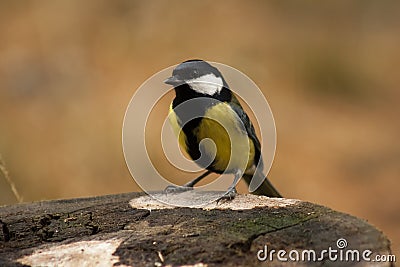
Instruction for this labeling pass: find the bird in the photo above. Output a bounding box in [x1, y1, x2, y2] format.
[164, 59, 281, 200]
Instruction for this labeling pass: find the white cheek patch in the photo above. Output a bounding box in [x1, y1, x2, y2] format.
[187, 74, 223, 95]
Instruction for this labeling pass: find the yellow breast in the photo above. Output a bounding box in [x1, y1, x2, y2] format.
[168, 103, 188, 154]
[197, 102, 255, 172]
[169, 101, 255, 173]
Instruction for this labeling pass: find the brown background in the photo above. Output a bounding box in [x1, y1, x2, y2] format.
[0, 1, 399, 258]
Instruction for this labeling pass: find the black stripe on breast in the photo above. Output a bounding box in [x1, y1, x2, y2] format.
[171, 83, 235, 167]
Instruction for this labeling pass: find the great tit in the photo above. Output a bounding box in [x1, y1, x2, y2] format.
[164, 59, 281, 199]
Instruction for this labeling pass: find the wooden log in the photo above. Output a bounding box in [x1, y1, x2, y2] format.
[0, 192, 393, 266]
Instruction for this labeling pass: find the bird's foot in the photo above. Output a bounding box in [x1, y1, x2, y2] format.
[164, 185, 194, 194]
[216, 187, 237, 203]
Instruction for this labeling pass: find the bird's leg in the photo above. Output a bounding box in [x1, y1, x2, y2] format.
[183, 170, 212, 187]
[164, 170, 212, 193]
[217, 170, 243, 202]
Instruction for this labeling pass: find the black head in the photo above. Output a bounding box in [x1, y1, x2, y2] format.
[166, 59, 222, 83]
[164, 59, 228, 96]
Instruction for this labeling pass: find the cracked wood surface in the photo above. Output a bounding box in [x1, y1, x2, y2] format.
[0, 192, 393, 266]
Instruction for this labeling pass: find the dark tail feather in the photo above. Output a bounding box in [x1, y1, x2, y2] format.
[242, 173, 282, 198]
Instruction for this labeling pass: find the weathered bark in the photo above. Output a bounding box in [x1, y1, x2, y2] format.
[0, 192, 393, 266]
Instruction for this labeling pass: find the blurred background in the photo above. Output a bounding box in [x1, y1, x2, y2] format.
[0, 0, 399, 257]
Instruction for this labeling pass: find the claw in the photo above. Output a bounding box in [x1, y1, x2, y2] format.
[216, 187, 237, 203]
[164, 185, 194, 194]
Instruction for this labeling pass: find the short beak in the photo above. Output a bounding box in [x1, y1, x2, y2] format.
[164, 76, 182, 86]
